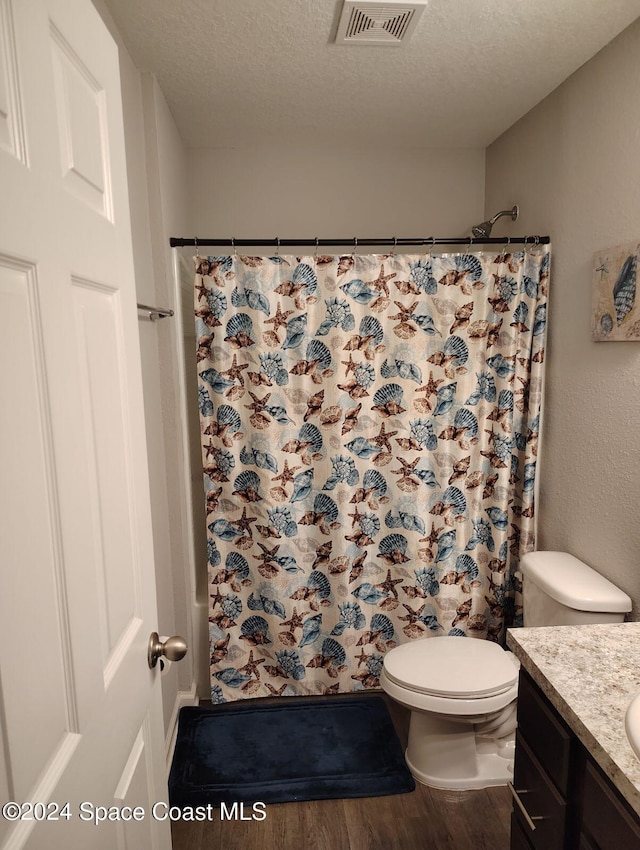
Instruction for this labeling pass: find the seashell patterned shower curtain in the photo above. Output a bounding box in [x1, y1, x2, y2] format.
[194, 248, 549, 702]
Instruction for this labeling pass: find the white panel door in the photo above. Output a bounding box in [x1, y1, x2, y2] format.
[0, 1, 171, 848]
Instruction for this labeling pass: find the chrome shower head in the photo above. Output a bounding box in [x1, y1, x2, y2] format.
[471, 220, 493, 238]
[471, 205, 519, 238]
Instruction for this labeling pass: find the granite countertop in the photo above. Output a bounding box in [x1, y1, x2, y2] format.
[507, 621, 640, 816]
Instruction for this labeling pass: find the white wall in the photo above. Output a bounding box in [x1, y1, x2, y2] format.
[92, 1, 199, 752]
[485, 18, 640, 616]
[188, 147, 485, 239]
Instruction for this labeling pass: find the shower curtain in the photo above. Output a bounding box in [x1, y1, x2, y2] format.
[194, 248, 549, 702]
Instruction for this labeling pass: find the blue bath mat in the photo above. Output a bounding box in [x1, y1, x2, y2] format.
[168, 695, 415, 806]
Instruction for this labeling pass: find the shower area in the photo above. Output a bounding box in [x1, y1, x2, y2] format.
[179, 226, 549, 704]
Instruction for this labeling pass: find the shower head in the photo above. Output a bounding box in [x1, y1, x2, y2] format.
[471, 205, 519, 239]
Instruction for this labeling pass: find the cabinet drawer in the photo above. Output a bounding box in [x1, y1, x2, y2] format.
[581, 758, 640, 850]
[510, 811, 534, 850]
[518, 671, 572, 794]
[512, 731, 566, 850]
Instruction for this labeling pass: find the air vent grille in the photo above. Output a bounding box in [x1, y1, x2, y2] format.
[336, 1, 428, 46]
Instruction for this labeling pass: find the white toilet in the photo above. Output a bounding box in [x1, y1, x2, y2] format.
[380, 551, 632, 790]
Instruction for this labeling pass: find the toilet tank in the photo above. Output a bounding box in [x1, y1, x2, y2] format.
[521, 551, 631, 627]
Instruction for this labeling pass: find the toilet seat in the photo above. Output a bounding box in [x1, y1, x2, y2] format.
[383, 636, 518, 699]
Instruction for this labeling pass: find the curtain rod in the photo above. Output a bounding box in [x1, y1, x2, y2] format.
[137, 302, 174, 321]
[170, 236, 550, 249]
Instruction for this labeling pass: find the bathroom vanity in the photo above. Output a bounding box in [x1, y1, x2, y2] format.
[507, 622, 640, 850]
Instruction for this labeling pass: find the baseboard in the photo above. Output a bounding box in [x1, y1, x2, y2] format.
[166, 682, 199, 776]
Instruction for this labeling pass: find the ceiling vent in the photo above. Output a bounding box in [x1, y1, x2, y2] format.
[336, 0, 428, 46]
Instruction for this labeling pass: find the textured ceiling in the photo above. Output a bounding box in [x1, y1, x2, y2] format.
[103, 0, 640, 149]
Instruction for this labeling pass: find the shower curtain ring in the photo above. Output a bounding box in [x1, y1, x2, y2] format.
[425, 236, 435, 258]
[500, 236, 510, 266]
[391, 237, 397, 257]
[527, 235, 538, 255]
[314, 237, 319, 261]
[352, 237, 358, 259]
[275, 237, 280, 258]
[231, 237, 237, 258]
[194, 236, 199, 258]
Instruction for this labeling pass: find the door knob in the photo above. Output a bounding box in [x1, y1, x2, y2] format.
[148, 632, 188, 669]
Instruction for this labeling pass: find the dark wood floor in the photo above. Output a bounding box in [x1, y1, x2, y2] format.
[171, 694, 512, 850]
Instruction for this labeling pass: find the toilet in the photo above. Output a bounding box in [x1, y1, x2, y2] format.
[380, 551, 632, 790]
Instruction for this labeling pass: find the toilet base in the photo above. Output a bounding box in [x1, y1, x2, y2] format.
[405, 707, 516, 791]
[406, 746, 514, 791]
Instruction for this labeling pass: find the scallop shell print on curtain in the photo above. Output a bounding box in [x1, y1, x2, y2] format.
[194, 248, 549, 702]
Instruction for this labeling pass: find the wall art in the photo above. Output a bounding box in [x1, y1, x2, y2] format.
[592, 240, 639, 340]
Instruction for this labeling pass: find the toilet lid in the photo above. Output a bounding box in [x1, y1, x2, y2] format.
[383, 636, 518, 698]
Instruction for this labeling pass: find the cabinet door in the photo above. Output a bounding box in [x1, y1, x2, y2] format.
[578, 832, 597, 850]
[580, 758, 640, 850]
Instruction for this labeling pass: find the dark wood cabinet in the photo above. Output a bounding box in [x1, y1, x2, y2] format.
[510, 670, 640, 850]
